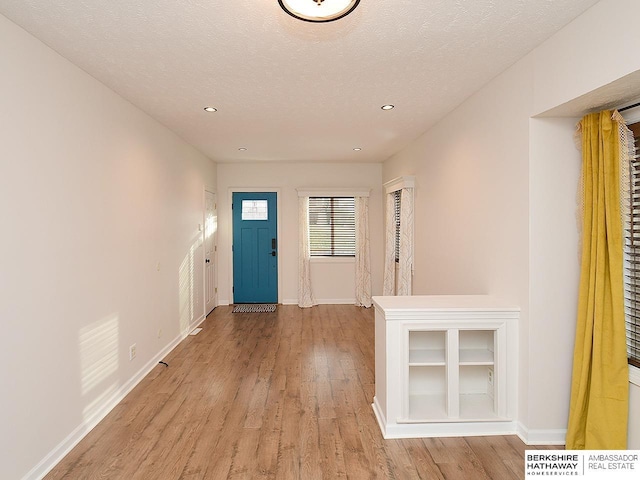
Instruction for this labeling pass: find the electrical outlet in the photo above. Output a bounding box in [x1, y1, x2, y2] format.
[487, 367, 494, 386]
[129, 343, 137, 360]
[157, 328, 163, 339]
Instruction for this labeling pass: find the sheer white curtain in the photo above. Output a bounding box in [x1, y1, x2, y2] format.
[383, 191, 396, 295]
[382, 176, 415, 296]
[298, 196, 315, 307]
[355, 196, 372, 307]
[397, 187, 414, 295]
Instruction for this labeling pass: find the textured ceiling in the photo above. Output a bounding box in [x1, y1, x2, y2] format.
[0, 0, 601, 163]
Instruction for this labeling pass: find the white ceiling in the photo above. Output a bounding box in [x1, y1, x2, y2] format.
[0, 0, 600, 164]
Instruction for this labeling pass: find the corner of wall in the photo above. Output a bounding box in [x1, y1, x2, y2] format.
[23, 313, 206, 480]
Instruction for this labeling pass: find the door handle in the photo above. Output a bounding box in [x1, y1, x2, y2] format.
[206, 259, 210, 263]
[271, 251, 276, 257]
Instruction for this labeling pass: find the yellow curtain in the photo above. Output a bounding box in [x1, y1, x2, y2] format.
[566, 110, 629, 449]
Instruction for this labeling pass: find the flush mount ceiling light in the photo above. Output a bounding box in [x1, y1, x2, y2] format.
[353, 147, 362, 151]
[204, 106, 217, 112]
[278, 0, 360, 23]
[381, 104, 395, 111]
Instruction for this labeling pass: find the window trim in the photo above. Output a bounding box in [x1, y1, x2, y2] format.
[309, 256, 355, 264]
[383, 176, 415, 194]
[297, 187, 370, 198]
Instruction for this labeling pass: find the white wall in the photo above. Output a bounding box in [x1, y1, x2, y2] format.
[532, 0, 640, 115]
[216, 162, 383, 305]
[0, 14, 216, 480]
[382, 57, 533, 436]
[527, 0, 640, 445]
[631, 382, 640, 449]
[383, 0, 640, 445]
[528, 117, 582, 437]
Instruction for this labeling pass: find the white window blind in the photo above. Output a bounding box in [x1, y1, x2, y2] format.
[393, 190, 401, 263]
[308, 197, 355, 256]
[624, 119, 640, 369]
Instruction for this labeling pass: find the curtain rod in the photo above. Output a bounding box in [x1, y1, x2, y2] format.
[619, 102, 640, 112]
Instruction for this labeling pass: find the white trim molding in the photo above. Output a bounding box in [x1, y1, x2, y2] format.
[310, 256, 355, 264]
[383, 176, 415, 194]
[517, 422, 567, 446]
[297, 187, 370, 197]
[630, 365, 640, 387]
[282, 298, 356, 305]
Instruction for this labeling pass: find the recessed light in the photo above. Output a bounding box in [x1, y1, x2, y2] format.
[204, 106, 217, 112]
[353, 147, 362, 151]
[381, 104, 395, 110]
[238, 147, 247, 151]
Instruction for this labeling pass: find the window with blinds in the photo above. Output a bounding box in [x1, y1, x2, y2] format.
[308, 197, 355, 256]
[394, 190, 401, 262]
[625, 121, 640, 368]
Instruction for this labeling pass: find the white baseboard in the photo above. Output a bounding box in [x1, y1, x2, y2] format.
[316, 298, 356, 305]
[230, 299, 359, 306]
[516, 422, 567, 445]
[282, 298, 357, 306]
[372, 397, 388, 437]
[24, 314, 206, 480]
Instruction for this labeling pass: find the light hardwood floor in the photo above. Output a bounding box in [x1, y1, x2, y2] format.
[46, 305, 558, 479]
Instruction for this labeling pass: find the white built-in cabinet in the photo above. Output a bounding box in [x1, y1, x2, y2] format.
[372, 295, 519, 439]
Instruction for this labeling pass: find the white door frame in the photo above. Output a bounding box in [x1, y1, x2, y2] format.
[204, 188, 218, 314]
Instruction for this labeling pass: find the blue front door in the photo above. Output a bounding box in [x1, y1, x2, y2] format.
[232, 192, 278, 303]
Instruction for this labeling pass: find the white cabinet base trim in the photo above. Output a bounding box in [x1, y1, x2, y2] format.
[374, 396, 517, 438]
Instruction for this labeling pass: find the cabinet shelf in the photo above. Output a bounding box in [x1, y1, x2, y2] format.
[459, 348, 494, 365]
[409, 349, 446, 365]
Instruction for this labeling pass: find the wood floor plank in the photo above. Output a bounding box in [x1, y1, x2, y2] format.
[424, 437, 492, 480]
[464, 436, 526, 480]
[401, 439, 446, 480]
[45, 305, 560, 480]
[318, 417, 348, 478]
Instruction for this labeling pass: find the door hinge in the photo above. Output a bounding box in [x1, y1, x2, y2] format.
[214, 246, 217, 252]
[232, 287, 234, 293]
[215, 287, 218, 293]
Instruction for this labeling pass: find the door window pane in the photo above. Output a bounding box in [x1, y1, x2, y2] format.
[241, 200, 269, 220]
